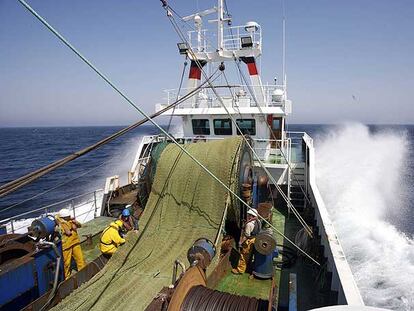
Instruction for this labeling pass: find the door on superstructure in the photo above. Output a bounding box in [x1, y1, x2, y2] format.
[267, 115, 283, 148]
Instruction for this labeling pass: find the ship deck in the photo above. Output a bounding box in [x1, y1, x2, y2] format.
[214, 204, 332, 310]
[62, 189, 336, 310]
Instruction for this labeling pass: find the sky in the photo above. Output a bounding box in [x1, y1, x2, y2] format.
[0, 0, 413, 126]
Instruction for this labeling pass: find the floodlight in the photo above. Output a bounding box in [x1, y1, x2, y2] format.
[177, 42, 189, 55]
[240, 36, 253, 48]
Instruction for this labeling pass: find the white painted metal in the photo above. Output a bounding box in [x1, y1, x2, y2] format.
[104, 175, 119, 194]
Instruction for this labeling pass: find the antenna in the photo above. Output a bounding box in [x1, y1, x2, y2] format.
[282, 0, 286, 88]
[182, 7, 218, 52]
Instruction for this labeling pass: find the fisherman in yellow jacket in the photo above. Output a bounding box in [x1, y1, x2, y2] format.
[99, 220, 126, 256]
[232, 208, 261, 274]
[56, 208, 86, 279]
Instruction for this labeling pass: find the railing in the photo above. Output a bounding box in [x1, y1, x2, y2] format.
[130, 136, 163, 184]
[0, 189, 103, 234]
[187, 24, 262, 53]
[161, 84, 287, 110]
[155, 135, 293, 165]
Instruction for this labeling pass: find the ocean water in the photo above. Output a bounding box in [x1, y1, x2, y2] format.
[0, 126, 159, 219]
[0, 123, 413, 309]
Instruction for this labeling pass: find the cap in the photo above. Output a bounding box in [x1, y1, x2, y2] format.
[247, 209, 258, 217]
[59, 208, 71, 218]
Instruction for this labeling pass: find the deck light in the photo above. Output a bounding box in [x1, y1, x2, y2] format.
[177, 42, 189, 55]
[240, 36, 253, 48]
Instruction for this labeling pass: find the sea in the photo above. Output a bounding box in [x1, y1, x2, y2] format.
[0, 123, 413, 310]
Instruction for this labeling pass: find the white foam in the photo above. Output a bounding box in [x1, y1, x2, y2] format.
[315, 123, 414, 310]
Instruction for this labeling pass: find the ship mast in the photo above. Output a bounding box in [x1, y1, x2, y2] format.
[217, 0, 224, 50]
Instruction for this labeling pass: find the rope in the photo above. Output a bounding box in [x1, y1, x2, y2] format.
[17, 0, 319, 266]
[165, 9, 314, 238]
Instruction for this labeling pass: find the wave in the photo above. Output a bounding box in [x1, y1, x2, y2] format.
[315, 123, 414, 310]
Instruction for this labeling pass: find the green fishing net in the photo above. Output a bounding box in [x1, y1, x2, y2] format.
[54, 137, 244, 311]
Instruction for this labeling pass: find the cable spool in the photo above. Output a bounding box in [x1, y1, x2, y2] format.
[187, 238, 216, 269]
[254, 229, 277, 255]
[29, 215, 56, 240]
[180, 285, 266, 311]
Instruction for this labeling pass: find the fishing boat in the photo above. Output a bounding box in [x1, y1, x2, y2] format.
[0, 1, 387, 310]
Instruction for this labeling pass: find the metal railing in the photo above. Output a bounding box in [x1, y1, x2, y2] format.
[0, 189, 103, 234]
[151, 135, 294, 165]
[161, 84, 287, 110]
[187, 24, 262, 53]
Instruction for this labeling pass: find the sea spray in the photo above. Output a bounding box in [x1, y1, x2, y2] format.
[93, 123, 183, 187]
[315, 123, 414, 310]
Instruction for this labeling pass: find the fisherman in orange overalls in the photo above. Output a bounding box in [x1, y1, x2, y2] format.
[232, 208, 261, 274]
[56, 208, 85, 279]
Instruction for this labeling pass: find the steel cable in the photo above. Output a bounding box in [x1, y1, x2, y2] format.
[181, 285, 263, 311]
[0, 63, 212, 198]
[165, 8, 314, 238]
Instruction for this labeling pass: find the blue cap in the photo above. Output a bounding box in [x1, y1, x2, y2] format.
[122, 208, 131, 217]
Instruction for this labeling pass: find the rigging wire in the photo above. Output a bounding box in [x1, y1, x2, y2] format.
[182, 0, 310, 208]
[222, 69, 243, 121]
[0, 64, 211, 198]
[165, 14, 316, 262]
[165, 9, 313, 237]
[224, 0, 310, 206]
[0, 160, 108, 214]
[234, 58, 312, 206]
[167, 58, 188, 133]
[16, 0, 319, 265]
[167, 7, 313, 240]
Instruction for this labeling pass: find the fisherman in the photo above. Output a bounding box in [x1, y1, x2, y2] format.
[99, 219, 126, 257]
[119, 204, 138, 232]
[232, 208, 261, 274]
[56, 208, 86, 279]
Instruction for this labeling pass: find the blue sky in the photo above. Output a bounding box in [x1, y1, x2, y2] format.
[1, 0, 413, 126]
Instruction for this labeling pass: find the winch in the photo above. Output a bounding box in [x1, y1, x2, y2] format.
[0, 216, 63, 310]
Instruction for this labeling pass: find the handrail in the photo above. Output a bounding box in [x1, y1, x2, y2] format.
[0, 189, 103, 225]
[163, 84, 286, 93]
[8, 198, 98, 233]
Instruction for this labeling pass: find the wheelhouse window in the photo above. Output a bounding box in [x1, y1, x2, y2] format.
[272, 118, 281, 130]
[236, 119, 256, 136]
[192, 119, 210, 135]
[213, 119, 232, 135]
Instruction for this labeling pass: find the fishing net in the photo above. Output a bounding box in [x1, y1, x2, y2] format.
[54, 137, 244, 311]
